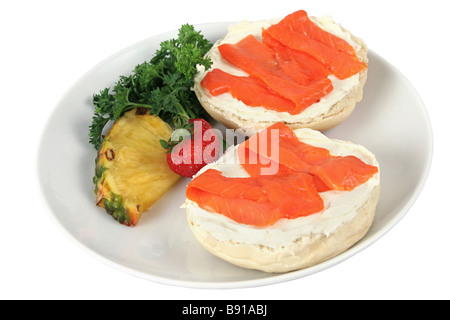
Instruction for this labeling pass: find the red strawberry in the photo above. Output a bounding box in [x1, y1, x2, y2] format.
[162, 119, 221, 178]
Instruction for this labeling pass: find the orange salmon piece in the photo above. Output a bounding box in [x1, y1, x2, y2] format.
[201, 69, 297, 113]
[240, 122, 329, 173]
[262, 30, 331, 81]
[187, 168, 268, 201]
[264, 23, 367, 79]
[237, 144, 293, 178]
[308, 156, 379, 191]
[255, 172, 325, 219]
[186, 169, 324, 226]
[218, 35, 282, 78]
[237, 144, 332, 192]
[187, 187, 281, 226]
[279, 10, 360, 59]
[251, 73, 332, 114]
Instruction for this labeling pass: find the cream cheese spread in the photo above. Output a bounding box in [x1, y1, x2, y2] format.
[183, 128, 380, 249]
[194, 16, 361, 124]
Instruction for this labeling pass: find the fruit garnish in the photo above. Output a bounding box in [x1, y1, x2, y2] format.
[161, 119, 221, 178]
[94, 108, 181, 226]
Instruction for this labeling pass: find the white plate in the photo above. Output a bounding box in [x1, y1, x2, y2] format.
[37, 22, 433, 289]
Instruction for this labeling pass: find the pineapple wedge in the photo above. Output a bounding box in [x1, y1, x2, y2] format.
[94, 108, 180, 226]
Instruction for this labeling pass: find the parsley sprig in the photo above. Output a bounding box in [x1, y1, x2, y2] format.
[89, 24, 213, 150]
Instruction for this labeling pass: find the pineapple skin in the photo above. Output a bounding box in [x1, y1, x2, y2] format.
[94, 151, 138, 226]
[93, 108, 180, 227]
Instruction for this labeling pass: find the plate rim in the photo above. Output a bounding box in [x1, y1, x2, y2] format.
[36, 22, 434, 289]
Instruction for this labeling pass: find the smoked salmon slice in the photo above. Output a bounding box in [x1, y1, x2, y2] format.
[263, 24, 365, 79]
[187, 168, 268, 201]
[187, 186, 281, 226]
[308, 156, 379, 191]
[256, 172, 325, 219]
[264, 12, 367, 79]
[186, 123, 378, 226]
[201, 69, 297, 113]
[238, 122, 330, 173]
[277, 10, 360, 59]
[186, 169, 324, 226]
[237, 135, 333, 192]
[262, 30, 331, 82]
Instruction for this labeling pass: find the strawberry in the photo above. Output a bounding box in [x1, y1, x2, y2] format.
[161, 119, 221, 178]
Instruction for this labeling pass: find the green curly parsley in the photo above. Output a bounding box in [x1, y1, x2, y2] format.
[88, 24, 213, 150]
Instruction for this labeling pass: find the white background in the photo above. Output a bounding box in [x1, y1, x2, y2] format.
[1, 0, 448, 300]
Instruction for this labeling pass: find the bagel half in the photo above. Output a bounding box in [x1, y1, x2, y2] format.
[184, 128, 380, 273]
[194, 14, 369, 135]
